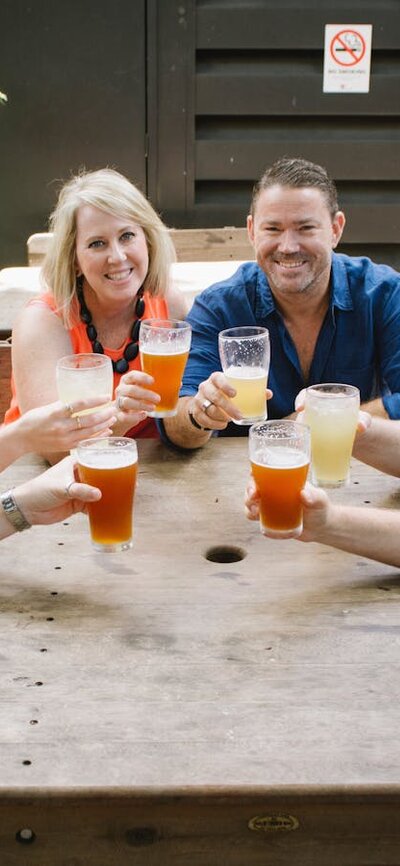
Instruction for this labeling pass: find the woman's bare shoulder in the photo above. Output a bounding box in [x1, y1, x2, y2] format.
[13, 296, 67, 343]
[12, 297, 73, 368]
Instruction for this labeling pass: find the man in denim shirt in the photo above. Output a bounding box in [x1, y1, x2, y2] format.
[162, 157, 400, 449]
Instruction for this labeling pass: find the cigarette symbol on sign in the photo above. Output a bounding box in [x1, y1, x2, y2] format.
[330, 29, 366, 67]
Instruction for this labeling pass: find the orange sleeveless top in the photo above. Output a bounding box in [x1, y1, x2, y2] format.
[4, 291, 169, 438]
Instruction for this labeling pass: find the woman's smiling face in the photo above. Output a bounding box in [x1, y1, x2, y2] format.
[75, 205, 149, 310]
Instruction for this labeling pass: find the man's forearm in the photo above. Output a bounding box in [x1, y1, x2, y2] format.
[360, 396, 388, 418]
[314, 503, 400, 568]
[353, 416, 400, 477]
[163, 396, 212, 450]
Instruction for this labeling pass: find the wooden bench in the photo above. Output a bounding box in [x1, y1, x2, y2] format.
[0, 339, 12, 423]
[27, 227, 254, 266]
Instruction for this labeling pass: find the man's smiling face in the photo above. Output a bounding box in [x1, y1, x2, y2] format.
[247, 185, 345, 301]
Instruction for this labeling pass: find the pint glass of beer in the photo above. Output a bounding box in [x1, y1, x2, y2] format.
[249, 420, 310, 539]
[56, 354, 113, 416]
[139, 319, 192, 417]
[304, 383, 360, 488]
[218, 326, 270, 424]
[77, 437, 138, 552]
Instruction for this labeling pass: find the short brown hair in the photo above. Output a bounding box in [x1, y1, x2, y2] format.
[251, 157, 339, 218]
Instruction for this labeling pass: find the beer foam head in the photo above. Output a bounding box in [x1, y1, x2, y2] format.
[77, 436, 138, 469]
[140, 344, 188, 356]
[78, 447, 137, 470]
[225, 365, 267, 380]
[257, 446, 309, 468]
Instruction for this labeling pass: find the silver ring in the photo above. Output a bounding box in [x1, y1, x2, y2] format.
[65, 480, 75, 499]
[117, 395, 124, 411]
[201, 398, 213, 415]
[65, 403, 74, 417]
[75, 415, 82, 430]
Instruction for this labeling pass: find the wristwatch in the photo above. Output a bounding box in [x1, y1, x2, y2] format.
[0, 489, 31, 532]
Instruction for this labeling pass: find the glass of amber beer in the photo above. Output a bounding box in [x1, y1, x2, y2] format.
[77, 437, 138, 552]
[249, 420, 310, 539]
[139, 319, 192, 417]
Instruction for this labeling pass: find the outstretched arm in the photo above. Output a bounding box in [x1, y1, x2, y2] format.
[0, 456, 101, 540]
[0, 399, 116, 471]
[298, 485, 400, 568]
[245, 477, 400, 568]
[352, 416, 400, 477]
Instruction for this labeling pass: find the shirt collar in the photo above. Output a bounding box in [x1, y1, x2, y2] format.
[255, 252, 354, 317]
[330, 253, 353, 310]
[254, 266, 276, 318]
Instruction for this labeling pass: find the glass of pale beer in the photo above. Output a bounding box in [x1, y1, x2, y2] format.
[249, 420, 310, 539]
[56, 354, 113, 416]
[77, 437, 138, 552]
[139, 319, 192, 417]
[218, 326, 270, 424]
[304, 383, 360, 488]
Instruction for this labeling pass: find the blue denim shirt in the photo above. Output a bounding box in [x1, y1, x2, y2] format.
[161, 253, 400, 439]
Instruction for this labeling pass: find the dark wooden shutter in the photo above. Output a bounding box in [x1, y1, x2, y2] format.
[148, 0, 400, 268]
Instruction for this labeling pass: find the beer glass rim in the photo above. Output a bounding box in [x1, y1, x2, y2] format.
[249, 419, 310, 441]
[140, 318, 191, 332]
[219, 326, 269, 341]
[306, 383, 360, 399]
[77, 436, 137, 454]
[57, 353, 112, 370]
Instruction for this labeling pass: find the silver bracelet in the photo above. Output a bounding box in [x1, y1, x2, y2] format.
[0, 489, 31, 532]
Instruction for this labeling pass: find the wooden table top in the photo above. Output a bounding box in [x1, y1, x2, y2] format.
[1, 438, 400, 794]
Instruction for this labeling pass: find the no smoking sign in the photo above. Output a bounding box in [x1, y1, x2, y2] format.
[323, 24, 372, 93]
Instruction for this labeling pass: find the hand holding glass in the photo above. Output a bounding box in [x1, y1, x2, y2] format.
[218, 326, 270, 424]
[77, 437, 138, 552]
[56, 354, 113, 416]
[304, 383, 360, 488]
[249, 420, 310, 539]
[139, 319, 192, 418]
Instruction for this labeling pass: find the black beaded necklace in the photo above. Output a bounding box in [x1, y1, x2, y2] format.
[77, 278, 146, 374]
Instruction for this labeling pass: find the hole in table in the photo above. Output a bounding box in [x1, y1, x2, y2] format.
[22, 759, 31, 766]
[205, 545, 246, 563]
[15, 828, 36, 845]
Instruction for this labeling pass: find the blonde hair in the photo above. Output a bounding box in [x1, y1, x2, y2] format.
[42, 168, 176, 327]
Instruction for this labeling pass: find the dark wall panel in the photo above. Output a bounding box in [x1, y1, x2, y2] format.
[0, 0, 146, 267]
[151, 0, 400, 268]
[196, 2, 400, 51]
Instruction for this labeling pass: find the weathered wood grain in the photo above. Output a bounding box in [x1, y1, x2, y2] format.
[27, 228, 254, 266]
[1, 439, 400, 864]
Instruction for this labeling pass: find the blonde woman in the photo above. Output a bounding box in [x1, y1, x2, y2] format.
[5, 168, 187, 461]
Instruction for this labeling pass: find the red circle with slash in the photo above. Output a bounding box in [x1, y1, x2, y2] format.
[330, 29, 366, 67]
